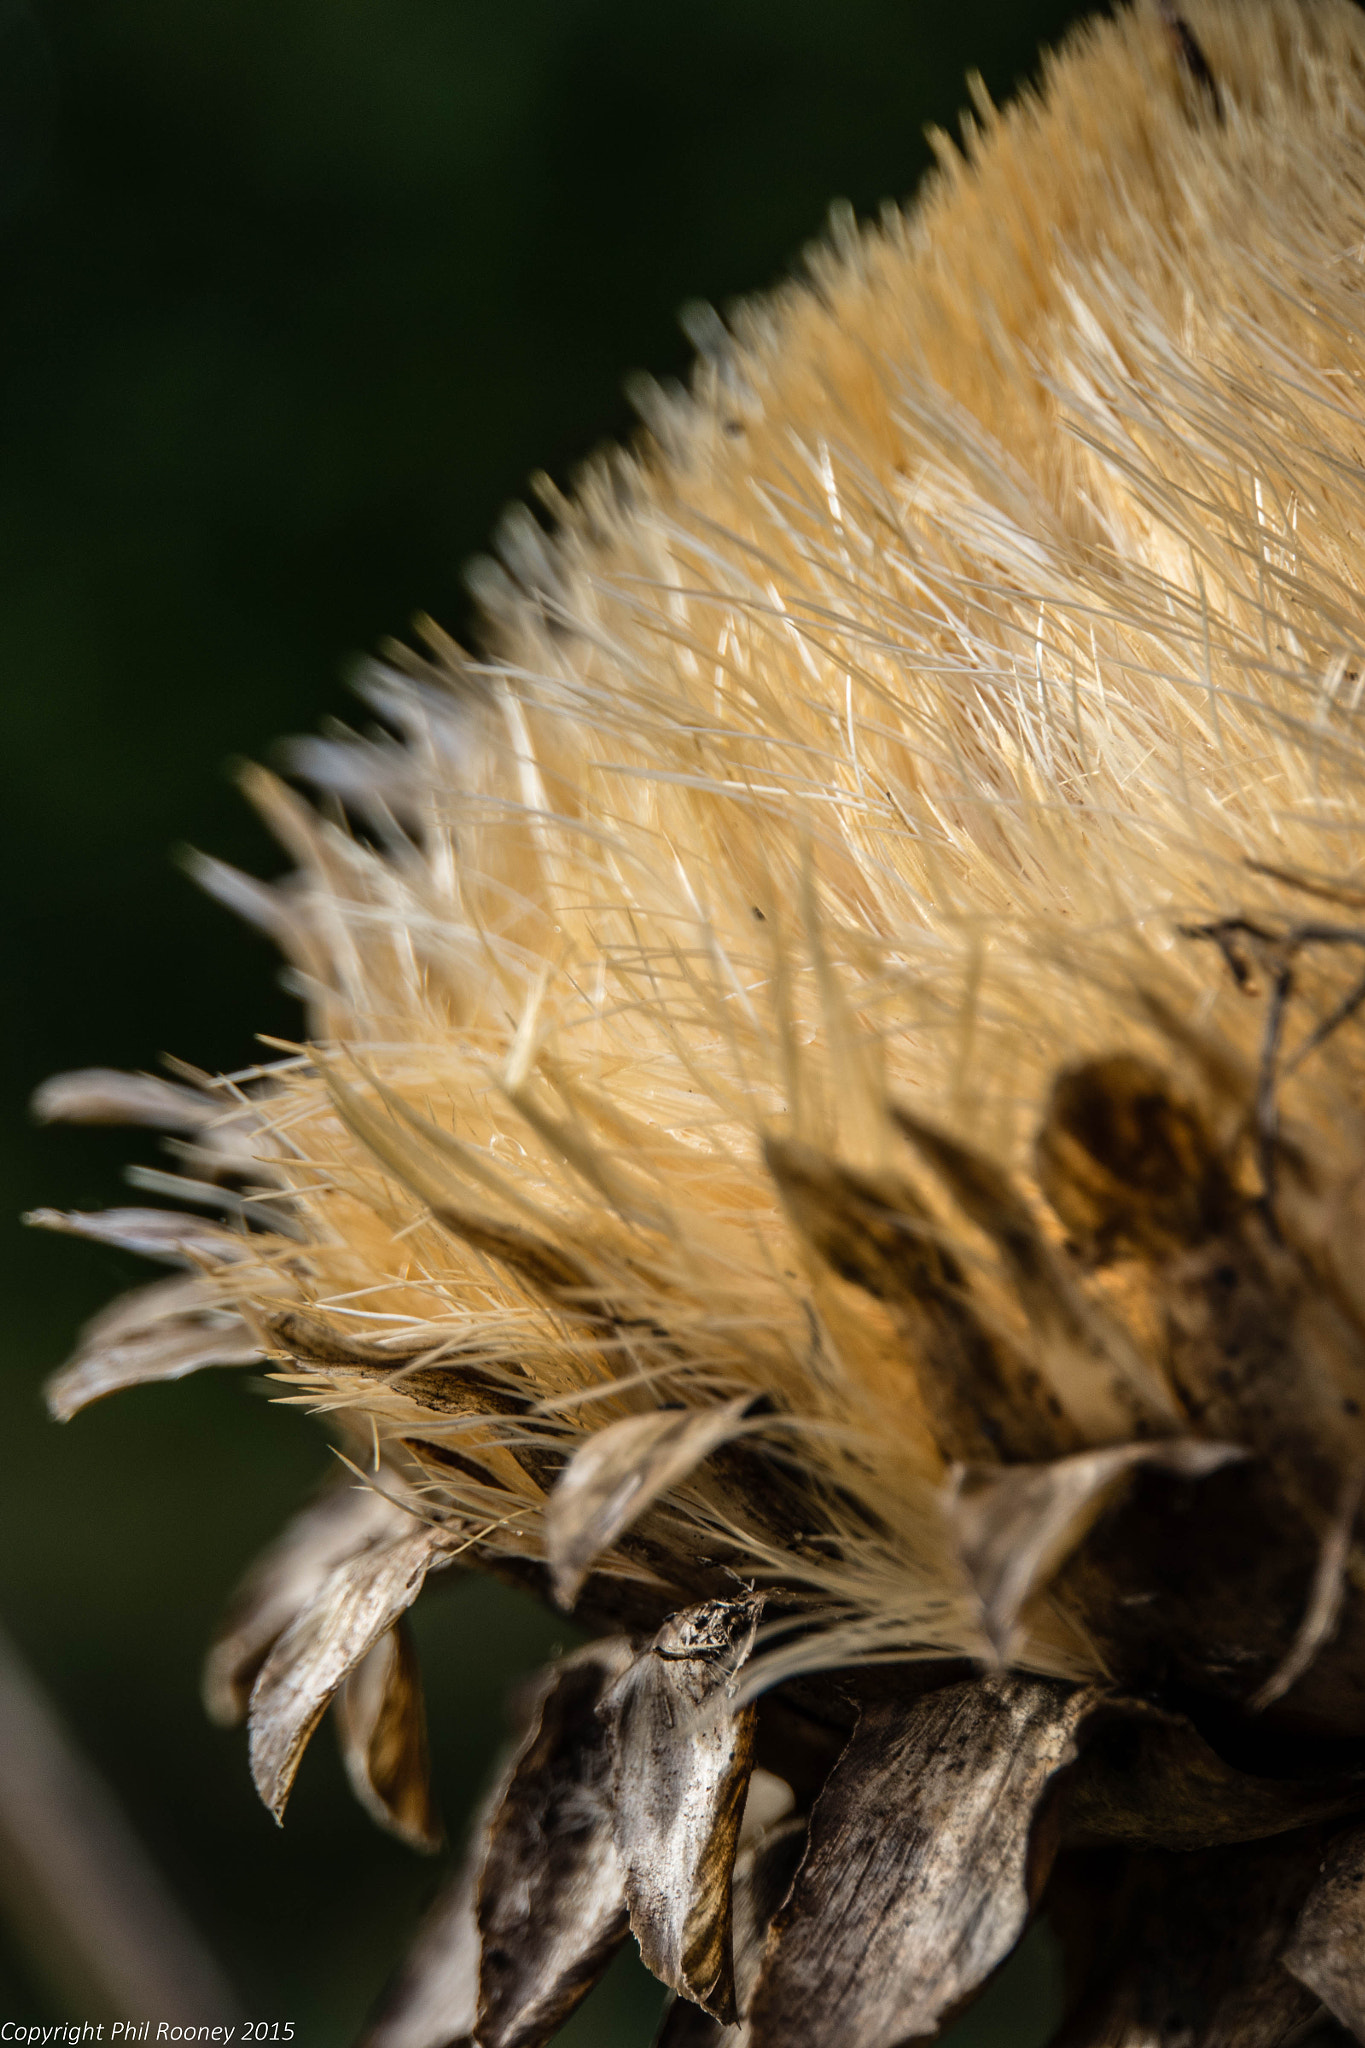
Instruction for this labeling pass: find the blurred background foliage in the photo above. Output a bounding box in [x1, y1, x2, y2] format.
[1, 0, 1088, 2039]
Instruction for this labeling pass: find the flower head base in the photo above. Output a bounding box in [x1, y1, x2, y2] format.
[32, 2, 1365, 2041]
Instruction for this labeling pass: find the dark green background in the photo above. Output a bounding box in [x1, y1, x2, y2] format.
[1, 2, 1088, 2039]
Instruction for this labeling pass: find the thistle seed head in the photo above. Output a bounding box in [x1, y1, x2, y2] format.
[33, 4, 1365, 2041]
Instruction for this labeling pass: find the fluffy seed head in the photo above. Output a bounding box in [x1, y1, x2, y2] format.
[33, 4, 1365, 2039]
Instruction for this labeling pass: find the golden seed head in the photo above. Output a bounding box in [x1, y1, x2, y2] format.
[34, 5, 1365, 2041]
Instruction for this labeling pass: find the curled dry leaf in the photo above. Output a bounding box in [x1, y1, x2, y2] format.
[476, 1640, 635, 2048]
[204, 1481, 414, 1725]
[546, 1398, 756, 1610]
[248, 1514, 458, 1821]
[946, 1440, 1245, 1658]
[334, 1619, 442, 1854]
[45, 1274, 260, 1422]
[1050, 1831, 1329, 2048]
[30, 1066, 222, 1129]
[25, 1204, 251, 1266]
[747, 1674, 1099, 2048]
[1282, 1820, 1365, 2039]
[603, 1597, 763, 2025]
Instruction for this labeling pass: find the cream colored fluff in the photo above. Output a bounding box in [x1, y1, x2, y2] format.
[47, 0, 1365, 1694]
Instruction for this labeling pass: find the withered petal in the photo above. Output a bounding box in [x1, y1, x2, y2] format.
[1051, 1832, 1328, 2047]
[30, 1066, 222, 1129]
[61, 1272, 209, 1348]
[45, 1273, 261, 1423]
[946, 1440, 1244, 1658]
[475, 1639, 635, 2048]
[1282, 1820, 1365, 2040]
[203, 1481, 416, 1725]
[248, 1515, 457, 1821]
[546, 1399, 755, 1610]
[334, 1619, 443, 1853]
[25, 1204, 252, 1266]
[603, 1597, 763, 2024]
[747, 1673, 1098, 2048]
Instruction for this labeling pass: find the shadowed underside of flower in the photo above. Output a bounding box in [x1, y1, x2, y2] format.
[29, 0, 1365, 2040]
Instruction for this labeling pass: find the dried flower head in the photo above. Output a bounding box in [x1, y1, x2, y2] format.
[32, 1, 1365, 2042]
